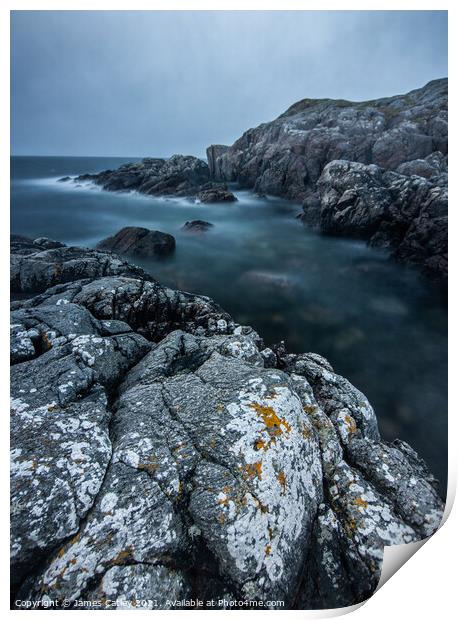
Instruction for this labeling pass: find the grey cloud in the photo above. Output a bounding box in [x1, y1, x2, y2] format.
[11, 10, 447, 157]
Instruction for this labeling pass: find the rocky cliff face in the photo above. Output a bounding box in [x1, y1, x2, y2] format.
[207, 79, 448, 281]
[11, 237, 444, 609]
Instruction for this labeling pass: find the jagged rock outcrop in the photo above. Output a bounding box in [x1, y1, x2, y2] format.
[67, 155, 237, 202]
[316, 160, 447, 282]
[97, 227, 176, 257]
[10, 239, 444, 609]
[207, 79, 448, 280]
[206, 145, 230, 179]
[207, 79, 447, 198]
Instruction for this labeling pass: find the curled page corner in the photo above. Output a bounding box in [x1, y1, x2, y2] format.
[377, 538, 430, 591]
[376, 471, 456, 594]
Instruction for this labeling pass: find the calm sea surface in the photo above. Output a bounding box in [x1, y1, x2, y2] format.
[11, 156, 448, 495]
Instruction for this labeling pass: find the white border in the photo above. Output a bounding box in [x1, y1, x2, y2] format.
[2, 2, 455, 618]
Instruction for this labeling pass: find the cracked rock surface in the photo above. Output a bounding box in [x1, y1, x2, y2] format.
[11, 239, 444, 609]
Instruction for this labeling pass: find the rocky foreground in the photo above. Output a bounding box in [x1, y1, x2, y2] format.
[11, 237, 444, 609]
[208, 79, 448, 282]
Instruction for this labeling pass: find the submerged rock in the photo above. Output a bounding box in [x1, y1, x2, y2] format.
[10, 239, 444, 609]
[97, 226, 176, 258]
[182, 220, 214, 233]
[239, 270, 298, 293]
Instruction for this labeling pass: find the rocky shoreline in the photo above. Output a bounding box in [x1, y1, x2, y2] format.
[66, 154, 237, 203]
[60, 79, 447, 285]
[11, 236, 444, 609]
[208, 78, 448, 283]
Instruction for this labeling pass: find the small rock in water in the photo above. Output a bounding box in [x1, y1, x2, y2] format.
[97, 226, 176, 257]
[182, 220, 214, 233]
[57, 176, 71, 183]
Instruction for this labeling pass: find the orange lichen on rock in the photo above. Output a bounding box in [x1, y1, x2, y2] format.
[265, 545, 272, 556]
[300, 423, 312, 439]
[353, 497, 368, 509]
[249, 402, 291, 436]
[344, 414, 357, 435]
[112, 547, 133, 565]
[244, 461, 263, 480]
[277, 471, 287, 492]
[138, 456, 159, 474]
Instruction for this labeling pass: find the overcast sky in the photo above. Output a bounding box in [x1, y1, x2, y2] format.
[11, 10, 447, 157]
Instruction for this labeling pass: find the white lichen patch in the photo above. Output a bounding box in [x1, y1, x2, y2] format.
[34, 474, 180, 602]
[329, 462, 416, 569]
[217, 374, 323, 588]
[71, 335, 107, 367]
[10, 392, 112, 566]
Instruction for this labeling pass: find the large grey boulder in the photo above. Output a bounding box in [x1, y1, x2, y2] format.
[11, 242, 444, 609]
[396, 151, 448, 178]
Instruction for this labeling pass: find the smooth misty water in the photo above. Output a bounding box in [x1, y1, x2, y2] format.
[11, 156, 448, 496]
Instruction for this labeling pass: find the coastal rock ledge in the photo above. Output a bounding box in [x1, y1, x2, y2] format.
[70, 154, 237, 202]
[10, 237, 444, 610]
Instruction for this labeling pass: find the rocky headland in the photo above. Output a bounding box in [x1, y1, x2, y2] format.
[11, 236, 444, 609]
[207, 79, 448, 282]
